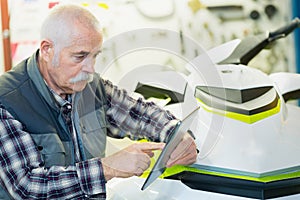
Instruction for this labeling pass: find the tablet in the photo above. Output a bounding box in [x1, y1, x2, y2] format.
[141, 106, 200, 190]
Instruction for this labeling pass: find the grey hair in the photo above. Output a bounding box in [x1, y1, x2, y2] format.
[40, 4, 102, 51]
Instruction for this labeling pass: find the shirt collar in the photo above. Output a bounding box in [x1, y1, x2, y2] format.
[45, 80, 72, 107]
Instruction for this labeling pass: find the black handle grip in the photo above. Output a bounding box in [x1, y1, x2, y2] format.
[269, 17, 300, 40]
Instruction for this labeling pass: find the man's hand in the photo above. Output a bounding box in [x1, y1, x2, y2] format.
[166, 133, 197, 167]
[101, 142, 165, 181]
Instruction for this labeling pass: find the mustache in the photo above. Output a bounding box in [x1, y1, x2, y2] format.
[69, 72, 93, 83]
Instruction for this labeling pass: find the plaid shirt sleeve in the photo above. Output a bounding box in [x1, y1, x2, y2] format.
[0, 104, 106, 200]
[103, 79, 179, 142]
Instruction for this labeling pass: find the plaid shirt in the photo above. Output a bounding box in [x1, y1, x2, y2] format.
[0, 78, 177, 199]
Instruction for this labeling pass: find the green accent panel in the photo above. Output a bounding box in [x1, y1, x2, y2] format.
[160, 165, 300, 183]
[138, 140, 300, 183]
[196, 98, 281, 124]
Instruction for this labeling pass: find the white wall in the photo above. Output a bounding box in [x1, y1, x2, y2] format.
[3, 0, 296, 78]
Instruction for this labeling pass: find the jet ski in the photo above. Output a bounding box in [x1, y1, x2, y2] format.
[117, 18, 300, 199]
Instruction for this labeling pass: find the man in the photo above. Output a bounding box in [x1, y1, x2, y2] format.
[0, 4, 197, 199]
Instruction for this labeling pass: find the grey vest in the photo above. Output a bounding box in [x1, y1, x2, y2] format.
[0, 54, 109, 199]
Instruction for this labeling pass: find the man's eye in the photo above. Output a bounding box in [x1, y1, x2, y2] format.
[74, 55, 86, 61]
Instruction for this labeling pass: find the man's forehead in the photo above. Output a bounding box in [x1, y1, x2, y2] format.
[68, 32, 102, 47]
[64, 33, 102, 54]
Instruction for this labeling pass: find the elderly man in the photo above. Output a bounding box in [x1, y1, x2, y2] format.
[0, 4, 197, 199]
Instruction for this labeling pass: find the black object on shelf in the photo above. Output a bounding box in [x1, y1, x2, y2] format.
[250, 10, 260, 20]
[265, 4, 278, 19]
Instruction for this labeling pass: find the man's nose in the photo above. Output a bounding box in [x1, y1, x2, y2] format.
[82, 59, 95, 73]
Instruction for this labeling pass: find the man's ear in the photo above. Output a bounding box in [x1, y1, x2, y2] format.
[40, 40, 53, 62]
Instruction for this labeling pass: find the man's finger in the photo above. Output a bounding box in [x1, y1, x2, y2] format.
[135, 142, 165, 152]
[142, 150, 155, 157]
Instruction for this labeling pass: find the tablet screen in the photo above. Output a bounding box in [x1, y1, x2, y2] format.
[141, 106, 200, 190]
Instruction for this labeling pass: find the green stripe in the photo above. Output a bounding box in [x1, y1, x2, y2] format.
[196, 98, 281, 124]
[140, 151, 300, 183]
[161, 165, 300, 183]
